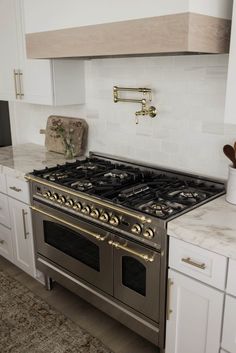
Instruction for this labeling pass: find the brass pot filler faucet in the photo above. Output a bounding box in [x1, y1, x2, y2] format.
[113, 86, 157, 124]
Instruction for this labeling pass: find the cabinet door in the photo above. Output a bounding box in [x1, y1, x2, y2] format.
[0, 223, 14, 262]
[0, 0, 19, 101]
[9, 198, 36, 277]
[222, 295, 236, 353]
[165, 269, 224, 353]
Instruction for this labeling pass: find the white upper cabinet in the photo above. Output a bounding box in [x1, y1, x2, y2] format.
[0, 0, 20, 101]
[225, 0, 236, 124]
[0, 0, 85, 105]
[23, 0, 232, 33]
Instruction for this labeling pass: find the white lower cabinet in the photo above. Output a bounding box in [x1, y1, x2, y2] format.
[166, 269, 224, 353]
[9, 198, 35, 277]
[0, 223, 14, 262]
[222, 295, 236, 353]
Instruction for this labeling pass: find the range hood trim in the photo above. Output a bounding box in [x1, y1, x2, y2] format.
[26, 12, 231, 59]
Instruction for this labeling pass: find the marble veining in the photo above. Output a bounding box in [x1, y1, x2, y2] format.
[168, 195, 236, 260]
[0, 143, 78, 179]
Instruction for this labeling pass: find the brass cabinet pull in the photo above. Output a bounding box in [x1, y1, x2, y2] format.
[22, 210, 29, 240]
[31, 206, 107, 242]
[108, 240, 155, 263]
[0, 239, 4, 245]
[9, 186, 22, 192]
[26, 176, 152, 224]
[181, 257, 206, 270]
[166, 278, 174, 320]
[18, 70, 24, 98]
[13, 69, 20, 99]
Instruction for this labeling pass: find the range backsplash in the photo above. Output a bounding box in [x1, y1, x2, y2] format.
[9, 54, 236, 179]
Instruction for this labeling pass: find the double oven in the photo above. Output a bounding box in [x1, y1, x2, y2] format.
[32, 199, 163, 346]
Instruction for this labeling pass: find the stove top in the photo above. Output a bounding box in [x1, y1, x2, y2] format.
[31, 156, 225, 220]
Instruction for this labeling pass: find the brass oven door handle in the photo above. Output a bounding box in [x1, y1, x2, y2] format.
[181, 257, 206, 270]
[108, 240, 155, 263]
[22, 210, 30, 240]
[31, 206, 107, 242]
[166, 278, 174, 320]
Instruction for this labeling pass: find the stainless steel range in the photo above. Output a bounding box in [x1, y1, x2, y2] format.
[26, 152, 225, 350]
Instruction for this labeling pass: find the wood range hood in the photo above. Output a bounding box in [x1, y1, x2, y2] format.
[26, 12, 231, 59]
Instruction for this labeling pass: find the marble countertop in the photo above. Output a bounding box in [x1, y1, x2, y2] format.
[0, 143, 77, 179]
[168, 195, 236, 260]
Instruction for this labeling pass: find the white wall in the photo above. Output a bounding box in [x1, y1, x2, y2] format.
[9, 54, 236, 180]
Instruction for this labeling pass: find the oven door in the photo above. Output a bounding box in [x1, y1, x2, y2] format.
[32, 202, 113, 294]
[110, 235, 161, 322]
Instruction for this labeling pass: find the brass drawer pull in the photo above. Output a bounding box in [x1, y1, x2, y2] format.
[31, 206, 107, 242]
[108, 240, 155, 263]
[181, 257, 206, 270]
[9, 186, 22, 192]
[13, 69, 20, 99]
[166, 278, 174, 320]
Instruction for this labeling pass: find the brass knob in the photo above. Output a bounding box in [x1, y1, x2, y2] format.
[109, 216, 119, 226]
[53, 193, 59, 200]
[131, 224, 142, 235]
[99, 212, 109, 223]
[43, 190, 51, 199]
[58, 195, 66, 204]
[65, 199, 74, 207]
[90, 209, 100, 219]
[73, 202, 82, 211]
[82, 206, 91, 215]
[0, 239, 4, 244]
[143, 228, 154, 239]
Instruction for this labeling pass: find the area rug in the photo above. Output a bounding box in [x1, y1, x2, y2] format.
[0, 269, 113, 353]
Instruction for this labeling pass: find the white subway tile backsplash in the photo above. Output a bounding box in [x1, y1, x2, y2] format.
[9, 54, 233, 180]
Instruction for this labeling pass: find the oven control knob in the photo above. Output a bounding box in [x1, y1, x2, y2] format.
[99, 212, 109, 223]
[82, 206, 91, 215]
[43, 190, 51, 199]
[53, 193, 59, 201]
[109, 216, 120, 226]
[66, 199, 74, 207]
[58, 195, 66, 204]
[143, 228, 155, 239]
[131, 224, 142, 235]
[73, 202, 82, 211]
[90, 209, 100, 219]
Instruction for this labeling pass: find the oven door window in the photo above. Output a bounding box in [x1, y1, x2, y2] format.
[44, 221, 100, 272]
[122, 256, 146, 296]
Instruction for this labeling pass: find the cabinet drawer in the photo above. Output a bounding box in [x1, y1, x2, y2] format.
[0, 192, 10, 228]
[0, 223, 13, 262]
[222, 295, 236, 353]
[0, 173, 7, 194]
[6, 175, 30, 204]
[169, 237, 227, 290]
[227, 259, 236, 296]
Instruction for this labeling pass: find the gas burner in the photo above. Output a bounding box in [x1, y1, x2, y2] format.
[104, 169, 129, 180]
[47, 172, 69, 182]
[167, 188, 207, 203]
[76, 162, 100, 171]
[139, 199, 187, 219]
[70, 180, 93, 191]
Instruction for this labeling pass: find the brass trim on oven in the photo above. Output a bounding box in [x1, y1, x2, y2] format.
[108, 240, 155, 263]
[27, 176, 152, 224]
[31, 206, 107, 242]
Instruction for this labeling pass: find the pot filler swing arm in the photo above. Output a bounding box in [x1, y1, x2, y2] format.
[113, 86, 157, 124]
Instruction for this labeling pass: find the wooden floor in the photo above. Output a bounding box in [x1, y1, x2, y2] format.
[0, 256, 159, 353]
